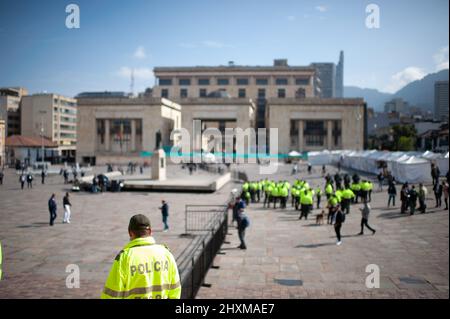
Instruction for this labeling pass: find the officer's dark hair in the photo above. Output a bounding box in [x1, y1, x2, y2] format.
[130, 228, 150, 237]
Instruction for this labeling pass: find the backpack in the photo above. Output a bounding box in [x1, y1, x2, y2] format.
[240, 215, 250, 229]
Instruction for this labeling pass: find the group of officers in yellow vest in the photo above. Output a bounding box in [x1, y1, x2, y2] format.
[241, 178, 374, 222]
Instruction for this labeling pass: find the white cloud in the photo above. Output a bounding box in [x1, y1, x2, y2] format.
[287, 15, 296, 21]
[434, 45, 449, 71]
[133, 46, 147, 59]
[315, 5, 328, 12]
[384, 66, 427, 93]
[117, 67, 154, 80]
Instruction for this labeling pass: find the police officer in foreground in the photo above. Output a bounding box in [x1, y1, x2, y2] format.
[101, 214, 181, 299]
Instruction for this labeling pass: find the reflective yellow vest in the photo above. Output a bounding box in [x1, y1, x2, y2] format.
[325, 183, 333, 194]
[101, 236, 181, 299]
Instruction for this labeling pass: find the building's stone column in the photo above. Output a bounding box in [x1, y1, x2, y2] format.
[131, 119, 136, 151]
[327, 120, 333, 150]
[105, 120, 110, 151]
[298, 120, 304, 151]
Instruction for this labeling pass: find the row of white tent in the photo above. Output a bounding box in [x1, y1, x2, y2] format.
[308, 150, 449, 184]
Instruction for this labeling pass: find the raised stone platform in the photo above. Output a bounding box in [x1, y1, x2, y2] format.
[122, 172, 231, 192]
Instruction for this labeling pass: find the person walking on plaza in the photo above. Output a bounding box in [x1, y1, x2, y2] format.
[409, 185, 418, 215]
[387, 182, 397, 207]
[431, 163, 441, 187]
[63, 192, 72, 223]
[159, 200, 169, 232]
[48, 194, 57, 226]
[101, 214, 181, 299]
[26, 172, 33, 188]
[332, 205, 345, 245]
[434, 182, 443, 208]
[418, 183, 428, 214]
[341, 187, 355, 215]
[400, 183, 409, 214]
[41, 169, 46, 184]
[377, 171, 384, 192]
[237, 208, 250, 250]
[315, 186, 322, 209]
[443, 181, 449, 210]
[63, 169, 69, 184]
[358, 201, 376, 235]
[19, 173, 25, 189]
[0, 169, 4, 185]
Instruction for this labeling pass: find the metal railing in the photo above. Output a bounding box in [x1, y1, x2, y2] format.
[176, 204, 229, 299]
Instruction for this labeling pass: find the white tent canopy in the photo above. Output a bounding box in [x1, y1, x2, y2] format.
[307, 149, 445, 184]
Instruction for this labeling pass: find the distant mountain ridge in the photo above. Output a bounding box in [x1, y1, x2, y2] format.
[345, 69, 449, 112]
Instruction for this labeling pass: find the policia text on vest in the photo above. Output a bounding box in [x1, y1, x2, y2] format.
[101, 214, 181, 299]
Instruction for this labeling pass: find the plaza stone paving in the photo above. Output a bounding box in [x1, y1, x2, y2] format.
[0, 165, 236, 298]
[0, 162, 448, 299]
[196, 163, 449, 299]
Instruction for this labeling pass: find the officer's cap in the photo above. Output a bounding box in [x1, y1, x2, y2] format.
[129, 214, 151, 231]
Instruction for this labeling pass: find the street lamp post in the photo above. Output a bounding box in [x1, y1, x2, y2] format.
[39, 111, 46, 169]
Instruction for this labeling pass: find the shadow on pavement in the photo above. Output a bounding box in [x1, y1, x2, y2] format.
[295, 242, 335, 248]
[17, 222, 49, 228]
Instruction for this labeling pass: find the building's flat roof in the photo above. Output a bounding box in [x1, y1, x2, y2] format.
[76, 96, 181, 110]
[169, 97, 256, 107]
[267, 97, 365, 106]
[154, 65, 316, 73]
[5, 135, 58, 148]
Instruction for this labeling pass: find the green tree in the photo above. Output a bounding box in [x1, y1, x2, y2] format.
[391, 124, 417, 151]
[397, 136, 415, 151]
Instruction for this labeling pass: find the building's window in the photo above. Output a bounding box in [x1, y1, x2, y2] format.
[96, 119, 105, 145]
[135, 119, 143, 151]
[53, 98, 59, 104]
[180, 89, 188, 98]
[198, 78, 210, 85]
[217, 78, 229, 85]
[236, 78, 249, 85]
[161, 89, 169, 98]
[304, 121, 326, 146]
[296, 78, 310, 85]
[238, 89, 246, 98]
[276, 78, 288, 85]
[290, 120, 299, 148]
[296, 88, 306, 99]
[258, 89, 266, 99]
[159, 78, 173, 86]
[110, 119, 131, 152]
[333, 120, 342, 147]
[199, 89, 207, 97]
[256, 78, 268, 85]
[53, 107, 58, 113]
[278, 89, 286, 98]
[179, 78, 191, 86]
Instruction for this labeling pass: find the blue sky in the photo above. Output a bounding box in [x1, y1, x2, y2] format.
[0, 0, 448, 96]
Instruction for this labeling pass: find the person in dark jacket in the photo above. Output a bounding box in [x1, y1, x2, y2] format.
[48, 194, 57, 226]
[159, 200, 169, 231]
[400, 183, 409, 214]
[41, 170, 46, 184]
[434, 182, 443, 208]
[409, 185, 418, 215]
[19, 174, 26, 189]
[387, 182, 397, 207]
[237, 209, 250, 250]
[333, 206, 345, 245]
[0, 170, 4, 185]
[26, 173, 33, 188]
